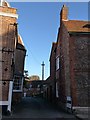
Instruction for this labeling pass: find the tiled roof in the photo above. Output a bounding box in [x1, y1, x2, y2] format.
[63, 20, 90, 33]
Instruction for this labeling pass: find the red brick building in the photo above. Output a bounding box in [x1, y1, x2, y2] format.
[46, 5, 90, 112]
[0, 1, 26, 113]
[44, 43, 57, 103]
[13, 35, 26, 103]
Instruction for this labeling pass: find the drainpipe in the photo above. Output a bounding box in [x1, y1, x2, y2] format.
[7, 81, 13, 112]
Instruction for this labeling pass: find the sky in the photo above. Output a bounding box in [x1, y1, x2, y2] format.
[10, 2, 88, 80]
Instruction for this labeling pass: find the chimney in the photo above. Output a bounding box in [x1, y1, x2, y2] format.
[60, 5, 68, 21]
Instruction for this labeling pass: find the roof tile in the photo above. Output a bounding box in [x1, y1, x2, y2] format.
[63, 20, 90, 32]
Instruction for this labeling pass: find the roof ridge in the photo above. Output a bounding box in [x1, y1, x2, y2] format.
[63, 19, 90, 33]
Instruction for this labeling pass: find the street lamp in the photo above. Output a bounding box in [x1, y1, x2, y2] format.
[41, 61, 45, 80]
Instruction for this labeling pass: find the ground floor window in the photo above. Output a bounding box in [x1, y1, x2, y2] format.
[13, 76, 23, 92]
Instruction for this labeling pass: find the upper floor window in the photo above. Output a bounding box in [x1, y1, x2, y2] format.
[56, 56, 59, 70]
[13, 76, 23, 92]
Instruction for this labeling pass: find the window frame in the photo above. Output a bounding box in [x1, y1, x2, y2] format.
[13, 75, 23, 92]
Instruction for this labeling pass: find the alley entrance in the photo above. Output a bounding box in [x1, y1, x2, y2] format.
[2, 97, 78, 119]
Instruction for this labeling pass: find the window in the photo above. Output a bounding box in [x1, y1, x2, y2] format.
[13, 76, 23, 92]
[56, 56, 59, 70]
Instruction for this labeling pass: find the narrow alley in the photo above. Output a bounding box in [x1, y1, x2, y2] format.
[0, 1, 89, 120]
[2, 97, 78, 120]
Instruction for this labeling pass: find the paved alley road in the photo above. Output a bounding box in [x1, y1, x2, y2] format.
[2, 97, 78, 120]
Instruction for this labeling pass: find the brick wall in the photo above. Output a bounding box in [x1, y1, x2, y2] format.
[0, 6, 17, 101]
[56, 22, 70, 107]
[15, 49, 26, 76]
[49, 43, 57, 102]
[61, 22, 71, 99]
[1, 81, 9, 101]
[12, 92, 22, 103]
[69, 34, 89, 107]
[13, 46, 26, 102]
[50, 43, 56, 81]
[0, 81, 9, 101]
[73, 35, 89, 107]
[0, 6, 17, 14]
[69, 35, 78, 106]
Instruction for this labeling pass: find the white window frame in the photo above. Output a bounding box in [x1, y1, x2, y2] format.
[56, 56, 60, 70]
[13, 76, 23, 92]
[0, 101, 8, 105]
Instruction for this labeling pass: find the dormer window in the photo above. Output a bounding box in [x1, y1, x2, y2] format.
[83, 24, 90, 28]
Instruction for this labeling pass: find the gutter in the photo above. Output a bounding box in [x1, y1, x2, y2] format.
[68, 31, 90, 36]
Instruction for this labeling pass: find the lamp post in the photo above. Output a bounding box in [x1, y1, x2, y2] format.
[41, 61, 45, 97]
[41, 61, 45, 81]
